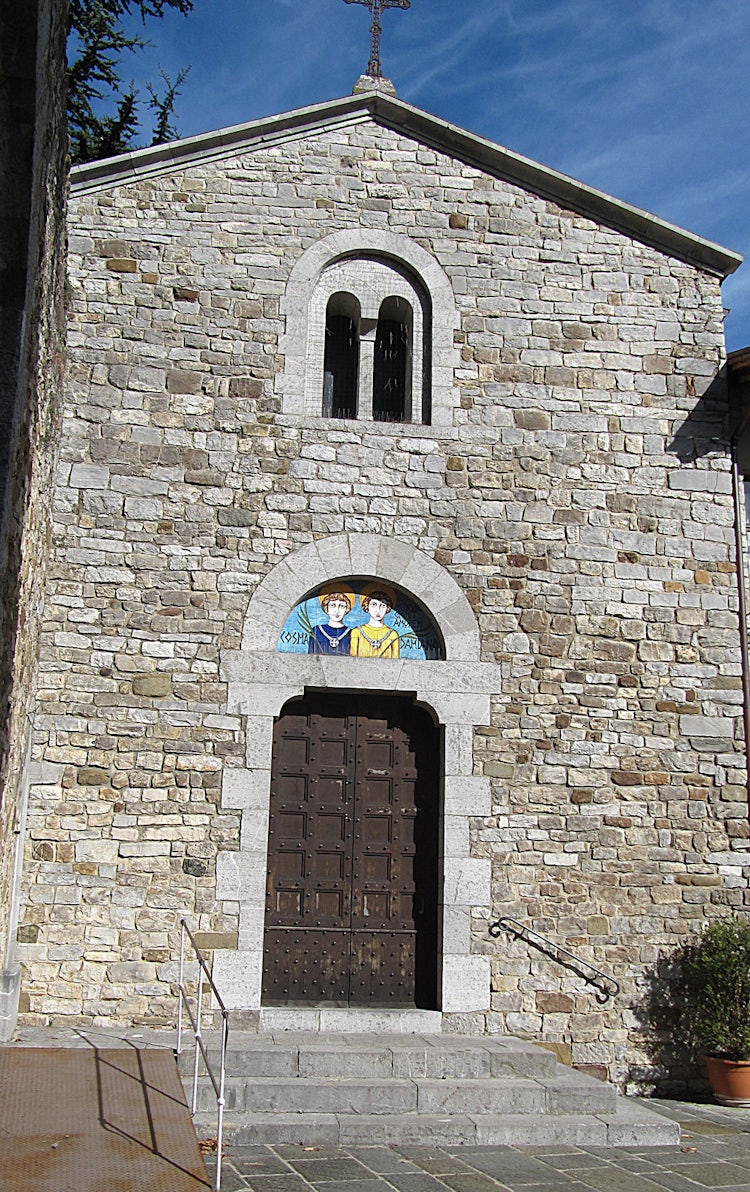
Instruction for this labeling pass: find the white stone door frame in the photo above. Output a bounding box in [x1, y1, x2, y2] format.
[215, 535, 498, 1022]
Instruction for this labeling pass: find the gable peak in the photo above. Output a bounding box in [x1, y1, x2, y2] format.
[352, 73, 397, 97]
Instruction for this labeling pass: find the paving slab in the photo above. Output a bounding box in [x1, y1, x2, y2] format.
[241, 1176, 313, 1192]
[385, 1174, 463, 1192]
[284, 1157, 380, 1181]
[204, 1100, 750, 1192]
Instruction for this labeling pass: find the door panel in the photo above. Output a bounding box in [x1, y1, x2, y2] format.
[262, 694, 439, 1007]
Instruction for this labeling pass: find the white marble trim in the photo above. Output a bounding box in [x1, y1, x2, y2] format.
[215, 535, 494, 1019]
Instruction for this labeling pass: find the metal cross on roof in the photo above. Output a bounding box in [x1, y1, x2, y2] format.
[343, 0, 410, 80]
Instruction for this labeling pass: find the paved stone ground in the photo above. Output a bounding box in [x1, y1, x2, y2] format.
[204, 1100, 750, 1192]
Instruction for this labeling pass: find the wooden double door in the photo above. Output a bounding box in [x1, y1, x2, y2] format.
[262, 693, 440, 1007]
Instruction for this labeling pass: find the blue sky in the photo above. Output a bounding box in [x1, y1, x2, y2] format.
[112, 0, 750, 349]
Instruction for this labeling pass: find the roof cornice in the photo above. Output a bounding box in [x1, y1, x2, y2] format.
[728, 346, 750, 378]
[71, 92, 742, 279]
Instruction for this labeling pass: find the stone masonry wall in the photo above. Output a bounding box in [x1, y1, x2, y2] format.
[19, 117, 749, 1084]
[0, 0, 68, 1038]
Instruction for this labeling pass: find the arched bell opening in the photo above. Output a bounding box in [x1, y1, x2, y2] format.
[373, 295, 413, 423]
[323, 291, 360, 419]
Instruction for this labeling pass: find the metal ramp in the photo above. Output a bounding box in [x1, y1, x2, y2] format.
[0, 1046, 210, 1191]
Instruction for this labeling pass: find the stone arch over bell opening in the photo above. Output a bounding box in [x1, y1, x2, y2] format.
[309, 256, 426, 423]
[278, 229, 460, 427]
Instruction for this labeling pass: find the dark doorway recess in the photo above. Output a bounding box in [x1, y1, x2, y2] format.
[262, 692, 440, 1008]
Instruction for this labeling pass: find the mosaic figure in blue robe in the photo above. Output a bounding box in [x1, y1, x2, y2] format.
[307, 590, 354, 655]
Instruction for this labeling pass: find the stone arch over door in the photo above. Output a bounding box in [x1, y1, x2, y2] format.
[215, 534, 498, 1024]
[241, 534, 479, 659]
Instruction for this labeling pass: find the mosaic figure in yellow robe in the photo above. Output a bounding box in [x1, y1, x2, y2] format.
[350, 586, 400, 658]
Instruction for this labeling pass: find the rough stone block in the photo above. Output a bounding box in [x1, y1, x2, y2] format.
[132, 673, 172, 697]
[76, 767, 111, 786]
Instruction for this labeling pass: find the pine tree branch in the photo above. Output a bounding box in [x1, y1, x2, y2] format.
[147, 66, 190, 146]
[67, 0, 194, 164]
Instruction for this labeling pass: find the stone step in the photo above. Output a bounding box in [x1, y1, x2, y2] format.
[183, 1031, 677, 1150]
[195, 1067, 618, 1117]
[195, 1075, 572, 1116]
[182, 1031, 559, 1081]
[259, 1008, 443, 1033]
[193, 1103, 678, 1148]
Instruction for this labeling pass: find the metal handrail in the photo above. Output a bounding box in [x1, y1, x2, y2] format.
[175, 918, 229, 1192]
[489, 915, 620, 1004]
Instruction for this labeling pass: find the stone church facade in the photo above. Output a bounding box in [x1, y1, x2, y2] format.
[17, 91, 749, 1085]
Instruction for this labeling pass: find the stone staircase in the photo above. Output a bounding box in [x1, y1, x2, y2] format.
[186, 1031, 679, 1148]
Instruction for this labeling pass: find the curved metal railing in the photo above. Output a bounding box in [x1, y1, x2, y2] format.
[175, 918, 229, 1191]
[489, 914, 620, 1004]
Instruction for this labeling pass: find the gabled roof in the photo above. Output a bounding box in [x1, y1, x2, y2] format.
[71, 91, 742, 279]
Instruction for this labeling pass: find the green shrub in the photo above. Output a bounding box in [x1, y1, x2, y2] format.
[682, 917, 750, 1061]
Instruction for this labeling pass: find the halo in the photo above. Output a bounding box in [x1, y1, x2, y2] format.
[317, 583, 356, 613]
[360, 581, 397, 608]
